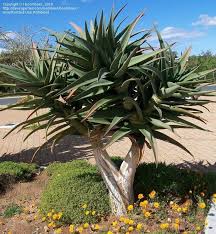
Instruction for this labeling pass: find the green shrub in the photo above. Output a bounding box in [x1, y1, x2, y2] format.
[134, 163, 216, 201]
[2, 203, 23, 218]
[112, 157, 216, 200]
[0, 161, 37, 179]
[40, 160, 110, 224]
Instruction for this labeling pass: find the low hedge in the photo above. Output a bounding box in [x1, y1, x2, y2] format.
[40, 160, 110, 224]
[0, 161, 37, 193]
[134, 162, 216, 200]
[40, 159, 216, 224]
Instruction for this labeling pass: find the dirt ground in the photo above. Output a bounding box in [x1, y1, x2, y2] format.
[0, 172, 49, 234]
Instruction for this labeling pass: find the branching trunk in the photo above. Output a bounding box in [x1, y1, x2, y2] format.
[90, 130, 144, 216]
[119, 137, 144, 203]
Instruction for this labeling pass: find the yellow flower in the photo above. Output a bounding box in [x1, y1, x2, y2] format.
[119, 216, 125, 222]
[171, 203, 179, 210]
[175, 218, 180, 224]
[177, 207, 182, 213]
[128, 226, 134, 232]
[52, 213, 58, 220]
[77, 226, 83, 233]
[47, 212, 52, 217]
[138, 193, 144, 199]
[83, 223, 89, 229]
[91, 211, 96, 215]
[136, 223, 143, 231]
[85, 211, 90, 215]
[92, 224, 100, 230]
[127, 205, 133, 211]
[182, 207, 188, 213]
[34, 215, 38, 220]
[8, 231, 12, 234]
[57, 212, 63, 219]
[160, 223, 169, 229]
[205, 219, 208, 226]
[213, 198, 216, 203]
[51, 209, 55, 213]
[128, 219, 134, 225]
[123, 218, 130, 224]
[107, 231, 113, 234]
[213, 193, 216, 198]
[126, 232, 130, 234]
[54, 228, 62, 234]
[140, 200, 148, 208]
[198, 202, 206, 209]
[82, 204, 87, 209]
[153, 202, 160, 208]
[112, 221, 118, 227]
[182, 232, 188, 234]
[149, 190, 156, 199]
[172, 223, 179, 230]
[42, 216, 46, 222]
[144, 211, 151, 218]
[48, 222, 55, 228]
[69, 224, 74, 233]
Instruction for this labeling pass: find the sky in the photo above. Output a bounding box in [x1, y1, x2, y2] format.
[1, 0, 216, 55]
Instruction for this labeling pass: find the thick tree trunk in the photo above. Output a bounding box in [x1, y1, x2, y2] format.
[90, 131, 144, 216]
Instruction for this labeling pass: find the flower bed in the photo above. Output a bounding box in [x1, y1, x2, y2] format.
[38, 159, 216, 233]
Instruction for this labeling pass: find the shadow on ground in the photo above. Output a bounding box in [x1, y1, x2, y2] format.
[0, 134, 216, 174]
[178, 160, 216, 173]
[0, 135, 93, 165]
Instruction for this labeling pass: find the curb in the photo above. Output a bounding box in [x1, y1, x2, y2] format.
[205, 202, 216, 233]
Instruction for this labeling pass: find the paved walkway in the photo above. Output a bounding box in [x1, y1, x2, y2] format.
[0, 97, 216, 171]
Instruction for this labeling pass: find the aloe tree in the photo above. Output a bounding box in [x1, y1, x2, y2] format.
[0, 7, 215, 216]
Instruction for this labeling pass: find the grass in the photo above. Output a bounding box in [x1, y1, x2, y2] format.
[2, 203, 23, 218]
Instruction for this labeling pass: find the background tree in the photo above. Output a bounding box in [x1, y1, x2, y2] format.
[0, 27, 48, 93]
[188, 50, 216, 79]
[0, 7, 215, 216]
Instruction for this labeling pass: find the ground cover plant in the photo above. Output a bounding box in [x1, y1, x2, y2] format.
[40, 160, 110, 224]
[0, 5, 216, 216]
[1, 203, 23, 218]
[0, 161, 37, 179]
[0, 161, 37, 193]
[37, 160, 216, 233]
